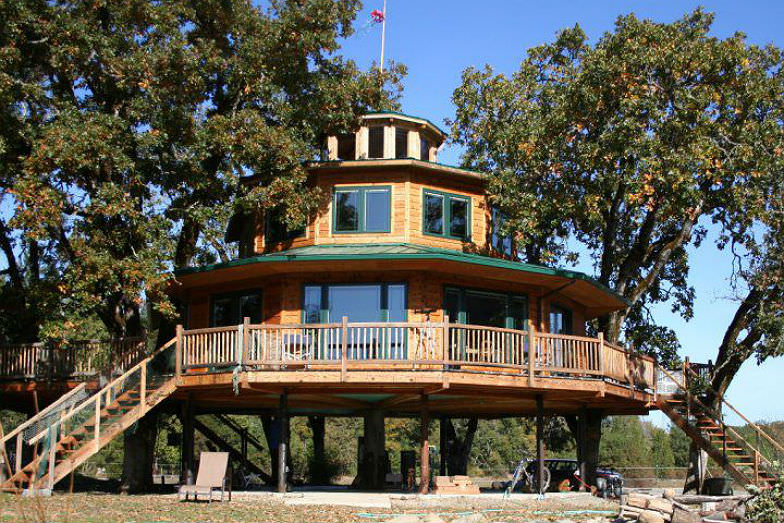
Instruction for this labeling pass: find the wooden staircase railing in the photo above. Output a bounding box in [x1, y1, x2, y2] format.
[657, 365, 782, 487]
[1, 339, 178, 493]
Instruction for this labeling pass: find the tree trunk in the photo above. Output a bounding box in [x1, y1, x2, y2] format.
[121, 410, 159, 494]
[683, 443, 708, 494]
[567, 410, 603, 487]
[308, 416, 328, 485]
[261, 416, 279, 486]
[357, 410, 386, 490]
[445, 418, 478, 476]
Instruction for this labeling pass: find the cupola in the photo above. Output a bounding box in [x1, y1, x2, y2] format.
[325, 112, 447, 163]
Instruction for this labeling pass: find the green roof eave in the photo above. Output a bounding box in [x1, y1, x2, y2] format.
[307, 158, 486, 180]
[173, 243, 628, 306]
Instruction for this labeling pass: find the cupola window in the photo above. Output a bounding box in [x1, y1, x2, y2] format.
[337, 133, 355, 160]
[420, 137, 430, 161]
[423, 189, 471, 240]
[334, 186, 391, 233]
[395, 127, 408, 158]
[368, 126, 385, 159]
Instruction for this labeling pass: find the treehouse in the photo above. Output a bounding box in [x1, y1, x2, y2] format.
[11, 112, 776, 497]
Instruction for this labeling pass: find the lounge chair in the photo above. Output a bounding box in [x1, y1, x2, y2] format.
[178, 452, 232, 502]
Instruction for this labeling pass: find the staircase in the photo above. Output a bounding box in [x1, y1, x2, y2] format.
[658, 365, 783, 488]
[1, 339, 178, 493]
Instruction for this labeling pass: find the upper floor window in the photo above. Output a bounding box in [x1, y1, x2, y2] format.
[549, 305, 573, 335]
[423, 189, 470, 240]
[266, 207, 305, 246]
[420, 137, 430, 161]
[211, 290, 262, 327]
[491, 207, 514, 257]
[368, 126, 384, 159]
[395, 128, 408, 158]
[337, 133, 355, 160]
[333, 186, 391, 233]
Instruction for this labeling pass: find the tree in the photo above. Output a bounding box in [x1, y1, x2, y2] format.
[449, 9, 783, 362]
[1, 0, 404, 343]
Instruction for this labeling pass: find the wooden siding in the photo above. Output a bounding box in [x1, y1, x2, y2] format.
[257, 166, 494, 256]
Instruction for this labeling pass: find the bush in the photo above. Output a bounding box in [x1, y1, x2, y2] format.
[746, 472, 784, 522]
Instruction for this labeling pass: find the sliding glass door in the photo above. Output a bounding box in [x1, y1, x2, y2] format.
[304, 283, 407, 359]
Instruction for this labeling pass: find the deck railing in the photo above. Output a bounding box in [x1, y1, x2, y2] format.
[177, 319, 656, 391]
[0, 338, 147, 380]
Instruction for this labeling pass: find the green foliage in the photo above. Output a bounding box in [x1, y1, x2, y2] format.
[747, 474, 784, 522]
[449, 8, 784, 362]
[0, 0, 405, 341]
[669, 423, 691, 467]
[600, 417, 652, 470]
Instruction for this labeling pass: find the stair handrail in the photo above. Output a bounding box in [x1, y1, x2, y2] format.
[684, 365, 784, 457]
[658, 365, 778, 472]
[26, 337, 177, 446]
[1, 383, 88, 446]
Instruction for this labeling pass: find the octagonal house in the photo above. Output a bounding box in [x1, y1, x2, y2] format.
[0, 112, 658, 495]
[167, 112, 656, 489]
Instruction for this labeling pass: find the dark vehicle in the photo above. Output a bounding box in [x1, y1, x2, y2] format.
[501, 459, 623, 497]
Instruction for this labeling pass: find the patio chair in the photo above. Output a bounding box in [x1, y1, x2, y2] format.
[178, 452, 232, 502]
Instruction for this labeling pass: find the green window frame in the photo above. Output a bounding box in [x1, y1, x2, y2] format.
[333, 185, 392, 234]
[422, 189, 471, 241]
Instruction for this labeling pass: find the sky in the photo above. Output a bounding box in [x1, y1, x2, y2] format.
[337, 0, 784, 425]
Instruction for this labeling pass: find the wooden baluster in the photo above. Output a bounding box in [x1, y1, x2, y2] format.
[15, 432, 22, 473]
[597, 332, 604, 375]
[341, 317, 348, 380]
[140, 362, 147, 414]
[94, 394, 101, 452]
[528, 320, 536, 386]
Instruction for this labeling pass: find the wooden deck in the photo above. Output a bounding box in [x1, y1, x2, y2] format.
[0, 322, 657, 416]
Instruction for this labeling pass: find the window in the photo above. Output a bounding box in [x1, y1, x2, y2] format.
[210, 291, 262, 327]
[337, 133, 355, 160]
[549, 305, 573, 335]
[368, 126, 384, 158]
[444, 287, 528, 329]
[422, 189, 471, 240]
[420, 137, 430, 161]
[333, 186, 391, 233]
[303, 283, 407, 359]
[395, 127, 408, 158]
[266, 207, 305, 246]
[491, 207, 514, 257]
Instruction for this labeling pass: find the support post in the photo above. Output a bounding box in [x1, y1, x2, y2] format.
[577, 407, 588, 491]
[277, 392, 289, 493]
[180, 399, 194, 485]
[442, 315, 450, 368]
[175, 324, 183, 378]
[419, 396, 430, 494]
[528, 319, 536, 386]
[308, 416, 327, 485]
[242, 317, 250, 365]
[536, 394, 545, 495]
[597, 331, 604, 374]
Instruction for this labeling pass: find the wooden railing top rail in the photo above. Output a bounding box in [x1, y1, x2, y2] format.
[1, 383, 88, 445]
[603, 342, 657, 363]
[684, 365, 784, 457]
[534, 331, 599, 342]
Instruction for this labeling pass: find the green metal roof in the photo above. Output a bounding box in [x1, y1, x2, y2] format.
[363, 111, 448, 137]
[308, 157, 486, 179]
[174, 243, 626, 305]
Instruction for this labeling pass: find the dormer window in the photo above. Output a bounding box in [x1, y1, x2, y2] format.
[334, 186, 391, 233]
[368, 126, 384, 159]
[395, 128, 408, 158]
[337, 133, 355, 160]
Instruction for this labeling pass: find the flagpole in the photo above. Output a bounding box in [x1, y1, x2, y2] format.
[379, 0, 387, 73]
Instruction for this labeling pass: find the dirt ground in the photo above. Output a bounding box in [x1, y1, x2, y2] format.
[0, 491, 619, 523]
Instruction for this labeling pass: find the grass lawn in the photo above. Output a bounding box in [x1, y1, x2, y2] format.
[0, 491, 617, 523]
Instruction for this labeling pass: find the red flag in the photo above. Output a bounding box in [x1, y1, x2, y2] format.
[371, 9, 385, 23]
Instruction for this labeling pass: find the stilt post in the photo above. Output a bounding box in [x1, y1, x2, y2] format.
[577, 406, 588, 491]
[277, 392, 288, 493]
[536, 394, 545, 495]
[439, 417, 448, 476]
[419, 395, 430, 494]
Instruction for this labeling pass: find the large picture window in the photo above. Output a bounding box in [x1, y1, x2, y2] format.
[303, 283, 407, 359]
[333, 186, 391, 233]
[444, 287, 527, 329]
[549, 305, 573, 335]
[210, 291, 262, 327]
[423, 189, 471, 240]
